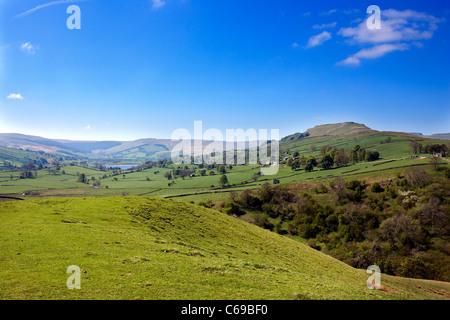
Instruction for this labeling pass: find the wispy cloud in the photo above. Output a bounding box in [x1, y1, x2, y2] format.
[306, 31, 332, 48]
[83, 125, 91, 130]
[343, 9, 360, 15]
[321, 9, 337, 16]
[336, 9, 441, 66]
[338, 9, 441, 44]
[21, 42, 35, 54]
[320, 8, 359, 16]
[336, 43, 409, 66]
[150, 0, 166, 10]
[313, 22, 337, 30]
[7, 93, 24, 100]
[15, 0, 85, 19]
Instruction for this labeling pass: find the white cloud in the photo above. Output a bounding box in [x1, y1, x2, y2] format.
[313, 22, 337, 29]
[21, 42, 35, 54]
[306, 31, 332, 48]
[151, 0, 166, 10]
[83, 125, 91, 130]
[291, 42, 299, 48]
[7, 93, 24, 100]
[336, 43, 409, 66]
[338, 9, 441, 45]
[336, 9, 441, 66]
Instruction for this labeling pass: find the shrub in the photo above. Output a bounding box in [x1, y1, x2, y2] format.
[306, 238, 321, 250]
[224, 202, 245, 216]
[397, 258, 438, 280]
[445, 169, 450, 179]
[370, 182, 384, 193]
[404, 167, 431, 188]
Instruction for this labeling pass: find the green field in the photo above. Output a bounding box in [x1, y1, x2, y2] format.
[0, 156, 444, 202]
[1, 196, 449, 299]
[1, 124, 449, 300]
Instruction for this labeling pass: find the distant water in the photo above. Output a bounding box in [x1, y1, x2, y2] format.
[105, 165, 135, 170]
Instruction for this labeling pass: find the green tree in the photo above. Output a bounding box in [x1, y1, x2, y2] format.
[77, 173, 86, 183]
[218, 165, 226, 174]
[299, 155, 307, 166]
[320, 154, 334, 170]
[290, 159, 301, 171]
[305, 157, 317, 172]
[219, 174, 229, 188]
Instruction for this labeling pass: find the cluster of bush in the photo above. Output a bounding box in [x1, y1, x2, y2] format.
[221, 166, 450, 281]
[286, 144, 380, 172]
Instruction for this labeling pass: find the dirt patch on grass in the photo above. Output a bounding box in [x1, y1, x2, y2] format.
[379, 285, 402, 294]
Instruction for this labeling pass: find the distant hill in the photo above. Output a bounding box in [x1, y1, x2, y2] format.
[279, 122, 450, 160]
[425, 133, 450, 140]
[282, 122, 374, 143]
[1, 122, 448, 165]
[0, 133, 178, 161]
[408, 132, 450, 140]
[305, 122, 374, 137]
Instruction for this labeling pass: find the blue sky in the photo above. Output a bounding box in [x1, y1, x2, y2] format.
[0, 0, 449, 141]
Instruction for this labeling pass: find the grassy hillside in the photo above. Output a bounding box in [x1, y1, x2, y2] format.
[0, 147, 49, 167]
[305, 122, 374, 137]
[281, 130, 448, 160]
[0, 157, 441, 199]
[0, 196, 449, 300]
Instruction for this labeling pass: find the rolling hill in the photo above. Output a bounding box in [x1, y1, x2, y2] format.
[1, 196, 448, 299]
[0, 122, 449, 166]
[280, 122, 449, 160]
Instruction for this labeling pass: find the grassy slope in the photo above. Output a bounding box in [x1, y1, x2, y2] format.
[1, 157, 446, 201]
[281, 131, 447, 160]
[0, 196, 449, 300]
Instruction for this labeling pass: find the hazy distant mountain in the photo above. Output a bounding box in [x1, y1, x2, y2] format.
[1, 122, 448, 163]
[425, 133, 450, 140]
[407, 132, 450, 140]
[0, 133, 177, 160]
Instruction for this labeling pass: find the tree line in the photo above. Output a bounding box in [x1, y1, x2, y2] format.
[286, 144, 380, 171]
